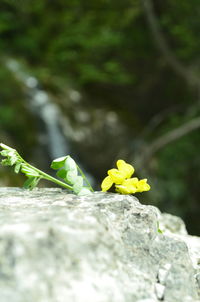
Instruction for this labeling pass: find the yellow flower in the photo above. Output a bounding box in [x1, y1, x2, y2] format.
[101, 159, 135, 192]
[108, 169, 126, 184]
[101, 159, 151, 195]
[136, 179, 151, 192]
[116, 160, 134, 178]
[116, 177, 139, 194]
[101, 175, 113, 192]
[116, 178, 151, 194]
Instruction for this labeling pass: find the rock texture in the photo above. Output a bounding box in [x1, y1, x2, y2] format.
[0, 188, 199, 302]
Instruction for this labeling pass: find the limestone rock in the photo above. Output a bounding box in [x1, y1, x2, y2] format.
[0, 188, 199, 302]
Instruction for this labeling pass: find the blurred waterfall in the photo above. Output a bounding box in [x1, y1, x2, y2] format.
[6, 59, 68, 159]
[5, 58, 95, 187]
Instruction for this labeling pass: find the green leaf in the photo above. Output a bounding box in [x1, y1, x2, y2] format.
[56, 168, 67, 180]
[66, 170, 78, 184]
[21, 165, 40, 177]
[0, 150, 10, 157]
[78, 188, 92, 196]
[50, 156, 68, 170]
[1, 158, 12, 166]
[0, 143, 15, 151]
[0, 142, 93, 194]
[7, 150, 15, 157]
[72, 176, 84, 193]
[23, 177, 35, 189]
[64, 156, 77, 171]
[9, 155, 18, 166]
[0, 145, 18, 166]
[14, 163, 21, 174]
[23, 177, 41, 189]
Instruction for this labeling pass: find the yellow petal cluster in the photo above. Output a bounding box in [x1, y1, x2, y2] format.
[101, 159, 150, 195]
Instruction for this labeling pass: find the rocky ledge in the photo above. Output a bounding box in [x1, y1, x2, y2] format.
[0, 188, 199, 302]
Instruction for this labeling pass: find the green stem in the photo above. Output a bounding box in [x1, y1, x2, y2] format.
[76, 165, 94, 192]
[0, 143, 93, 192]
[18, 155, 73, 190]
[28, 164, 73, 190]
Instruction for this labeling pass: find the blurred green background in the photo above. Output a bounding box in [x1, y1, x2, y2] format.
[0, 0, 200, 234]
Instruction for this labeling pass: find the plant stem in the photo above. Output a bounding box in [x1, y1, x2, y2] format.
[0, 143, 93, 192]
[18, 155, 73, 190]
[76, 165, 94, 192]
[28, 163, 73, 190]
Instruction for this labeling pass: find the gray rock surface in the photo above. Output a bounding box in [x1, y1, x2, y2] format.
[0, 187, 199, 302]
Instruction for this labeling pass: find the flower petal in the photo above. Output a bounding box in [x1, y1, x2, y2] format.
[123, 177, 138, 185]
[115, 185, 130, 194]
[101, 175, 113, 192]
[108, 168, 126, 184]
[116, 159, 134, 178]
[116, 177, 138, 194]
[115, 184, 137, 194]
[136, 179, 151, 192]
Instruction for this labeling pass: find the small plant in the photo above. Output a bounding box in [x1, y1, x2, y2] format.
[0, 144, 158, 231]
[0, 143, 93, 195]
[101, 159, 150, 194]
[0, 143, 151, 196]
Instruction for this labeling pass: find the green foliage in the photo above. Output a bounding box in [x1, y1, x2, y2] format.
[50, 156, 69, 170]
[0, 0, 141, 85]
[160, 0, 200, 60]
[0, 143, 93, 194]
[23, 177, 41, 190]
[0, 0, 200, 87]
[51, 155, 93, 195]
[0, 0, 200, 233]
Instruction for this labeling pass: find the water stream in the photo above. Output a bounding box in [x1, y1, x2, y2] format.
[5, 58, 95, 187]
[6, 59, 69, 159]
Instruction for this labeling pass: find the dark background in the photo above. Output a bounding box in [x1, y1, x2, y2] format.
[0, 0, 200, 235]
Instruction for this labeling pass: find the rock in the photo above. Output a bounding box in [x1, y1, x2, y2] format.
[159, 212, 188, 235]
[0, 187, 199, 302]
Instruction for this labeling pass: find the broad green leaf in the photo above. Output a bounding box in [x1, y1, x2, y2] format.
[64, 156, 77, 171]
[50, 156, 68, 170]
[72, 176, 84, 194]
[78, 188, 92, 196]
[66, 170, 78, 184]
[56, 168, 67, 180]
